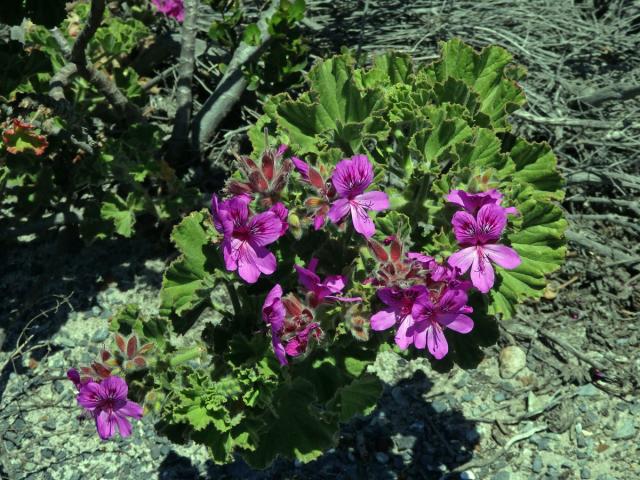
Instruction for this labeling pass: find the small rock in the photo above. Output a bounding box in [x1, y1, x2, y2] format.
[462, 392, 475, 402]
[581, 468, 591, 479]
[499, 346, 526, 379]
[576, 432, 587, 448]
[493, 392, 507, 403]
[13, 418, 26, 431]
[375, 452, 389, 464]
[460, 471, 476, 480]
[43, 419, 57, 431]
[492, 471, 510, 480]
[91, 328, 109, 343]
[432, 400, 448, 413]
[465, 429, 480, 444]
[41, 448, 55, 459]
[532, 454, 543, 473]
[577, 384, 600, 397]
[57, 337, 75, 348]
[612, 420, 636, 440]
[393, 435, 416, 451]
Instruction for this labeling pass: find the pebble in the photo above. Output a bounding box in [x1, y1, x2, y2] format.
[611, 420, 636, 440]
[432, 399, 448, 413]
[462, 392, 475, 402]
[91, 327, 109, 343]
[392, 435, 415, 451]
[375, 452, 389, 464]
[499, 346, 526, 379]
[43, 419, 57, 431]
[391, 386, 408, 407]
[465, 429, 480, 444]
[460, 471, 476, 480]
[577, 384, 600, 397]
[493, 392, 506, 403]
[41, 448, 54, 459]
[492, 471, 510, 480]
[532, 454, 543, 473]
[581, 468, 591, 479]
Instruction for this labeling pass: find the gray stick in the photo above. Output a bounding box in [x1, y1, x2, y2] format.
[191, 0, 280, 153]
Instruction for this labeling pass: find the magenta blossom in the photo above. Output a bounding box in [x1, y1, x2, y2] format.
[294, 258, 361, 307]
[446, 189, 517, 216]
[151, 0, 184, 22]
[409, 289, 474, 359]
[448, 203, 521, 293]
[370, 286, 427, 349]
[68, 370, 143, 440]
[262, 284, 288, 365]
[406, 252, 472, 291]
[262, 286, 323, 365]
[211, 194, 287, 284]
[328, 154, 389, 238]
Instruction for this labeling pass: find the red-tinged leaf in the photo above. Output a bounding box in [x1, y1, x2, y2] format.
[138, 343, 154, 355]
[133, 356, 147, 368]
[228, 181, 252, 195]
[127, 335, 138, 359]
[100, 350, 112, 362]
[92, 362, 112, 378]
[115, 333, 126, 354]
[2, 119, 48, 156]
[390, 239, 402, 262]
[238, 155, 259, 172]
[249, 171, 268, 192]
[367, 240, 389, 262]
[282, 294, 304, 317]
[262, 152, 275, 180]
[308, 167, 325, 191]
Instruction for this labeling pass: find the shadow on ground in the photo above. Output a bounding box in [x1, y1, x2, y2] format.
[157, 371, 479, 480]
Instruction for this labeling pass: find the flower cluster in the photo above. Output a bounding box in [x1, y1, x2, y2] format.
[210, 144, 521, 363]
[150, 0, 185, 22]
[67, 369, 143, 440]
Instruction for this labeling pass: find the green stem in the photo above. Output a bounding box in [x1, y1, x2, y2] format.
[225, 280, 242, 317]
[169, 346, 203, 367]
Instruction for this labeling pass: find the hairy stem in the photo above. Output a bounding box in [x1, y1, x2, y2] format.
[169, 0, 199, 159]
[192, 0, 280, 154]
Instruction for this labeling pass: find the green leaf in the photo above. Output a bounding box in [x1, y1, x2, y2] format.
[242, 23, 261, 46]
[489, 189, 567, 318]
[100, 193, 145, 238]
[425, 39, 526, 129]
[242, 377, 337, 468]
[329, 375, 382, 422]
[506, 138, 564, 200]
[160, 210, 217, 316]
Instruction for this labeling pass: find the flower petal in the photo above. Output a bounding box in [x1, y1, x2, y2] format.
[470, 248, 495, 293]
[427, 326, 448, 359]
[350, 202, 375, 238]
[370, 309, 397, 331]
[331, 154, 374, 197]
[100, 375, 128, 400]
[291, 156, 310, 181]
[484, 244, 522, 270]
[394, 316, 414, 350]
[476, 203, 507, 243]
[323, 274, 346, 294]
[115, 414, 133, 438]
[438, 313, 474, 334]
[95, 410, 117, 440]
[328, 198, 350, 223]
[295, 264, 321, 292]
[236, 243, 261, 283]
[248, 211, 283, 246]
[77, 382, 102, 410]
[447, 246, 477, 274]
[451, 210, 478, 245]
[119, 400, 144, 419]
[355, 191, 389, 212]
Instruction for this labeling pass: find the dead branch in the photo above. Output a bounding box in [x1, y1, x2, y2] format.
[565, 230, 640, 271]
[192, 0, 280, 153]
[568, 83, 640, 109]
[48, 0, 140, 120]
[169, 0, 199, 158]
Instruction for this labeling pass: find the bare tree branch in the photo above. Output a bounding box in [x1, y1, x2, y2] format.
[48, 0, 141, 120]
[192, 0, 280, 153]
[169, 0, 199, 158]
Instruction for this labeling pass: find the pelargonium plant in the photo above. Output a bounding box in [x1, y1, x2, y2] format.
[74, 40, 566, 467]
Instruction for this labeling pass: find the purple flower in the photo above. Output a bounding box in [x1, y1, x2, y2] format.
[294, 258, 361, 307]
[328, 154, 389, 238]
[69, 371, 143, 440]
[448, 203, 521, 293]
[446, 189, 517, 216]
[262, 284, 288, 365]
[211, 194, 287, 284]
[409, 289, 474, 359]
[406, 252, 472, 291]
[370, 286, 426, 349]
[151, 0, 184, 22]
